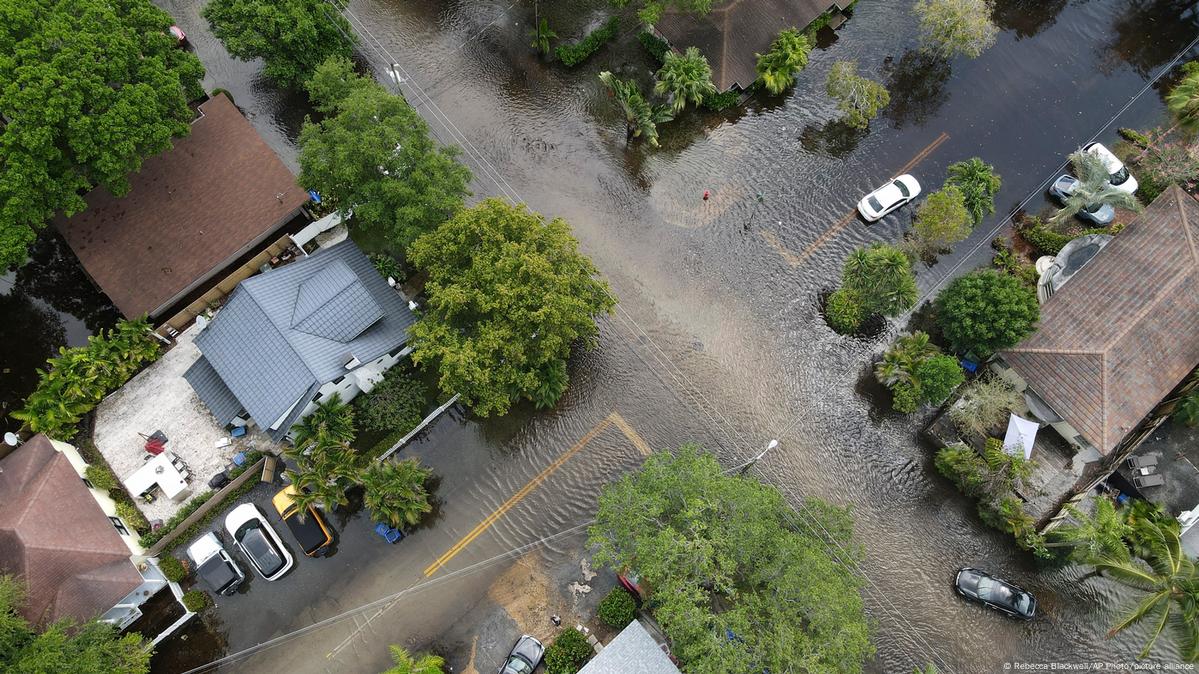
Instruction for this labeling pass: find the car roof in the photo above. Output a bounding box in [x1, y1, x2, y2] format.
[871, 183, 904, 207]
[1085, 142, 1123, 170]
[241, 527, 285, 574]
[197, 554, 239, 591]
[272, 485, 300, 515]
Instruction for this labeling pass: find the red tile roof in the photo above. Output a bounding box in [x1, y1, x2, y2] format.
[56, 93, 309, 318]
[1002, 186, 1199, 454]
[0, 435, 143, 626]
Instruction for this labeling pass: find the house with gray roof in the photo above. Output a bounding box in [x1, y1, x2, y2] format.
[184, 239, 416, 441]
[578, 619, 681, 674]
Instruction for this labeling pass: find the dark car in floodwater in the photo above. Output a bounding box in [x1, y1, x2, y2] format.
[955, 567, 1036, 619]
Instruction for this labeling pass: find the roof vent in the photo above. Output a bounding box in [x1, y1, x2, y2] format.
[343, 353, 361, 370]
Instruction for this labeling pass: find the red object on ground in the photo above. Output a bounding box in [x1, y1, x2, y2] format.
[702, 190, 710, 201]
[144, 438, 166, 455]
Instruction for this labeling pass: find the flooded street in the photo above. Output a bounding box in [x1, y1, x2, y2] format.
[45, 0, 1199, 670]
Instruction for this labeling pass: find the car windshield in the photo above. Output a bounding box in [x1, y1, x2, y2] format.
[1012, 592, 1033, 613]
[978, 578, 1019, 608]
[1110, 167, 1130, 185]
[504, 656, 533, 674]
[240, 527, 284, 575]
[893, 180, 910, 198]
[868, 196, 884, 212]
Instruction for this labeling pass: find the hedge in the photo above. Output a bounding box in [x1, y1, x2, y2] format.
[637, 31, 669, 64]
[597, 588, 636, 628]
[85, 464, 120, 493]
[701, 89, 741, 111]
[158, 556, 188, 583]
[160, 478, 261, 555]
[182, 590, 210, 612]
[139, 490, 217, 549]
[1015, 216, 1122, 256]
[544, 628, 592, 674]
[115, 500, 150, 534]
[556, 17, 619, 67]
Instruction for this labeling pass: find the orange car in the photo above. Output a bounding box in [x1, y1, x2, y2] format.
[271, 485, 334, 557]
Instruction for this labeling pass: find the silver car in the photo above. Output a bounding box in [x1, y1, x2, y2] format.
[1047, 174, 1115, 225]
[498, 635, 544, 674]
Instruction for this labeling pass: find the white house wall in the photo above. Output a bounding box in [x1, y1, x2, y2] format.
[49, 439, 146, 557]
[293, 348, 413, 423]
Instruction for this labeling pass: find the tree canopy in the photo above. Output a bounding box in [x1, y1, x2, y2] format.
[298, 60, 472, 253]
[0, 0, 205, 269]
[1166, 61, 1199, 132]
[914, 0, 999, 60]
[825, 61, 891, 129]
[755, 29, 812, 95]
[599, 71, 672, 147]
[203, 0, 356, 88]
[408, 199, 615, 416]
[611, 0, 712, 26]
[589, 445, 873, 673]
[935, 269, 1039, 356]
[654, 47, 717, 114]
[911, 185, 973, 257]
[841, 243, 919, 317]
[0, 575, 150, 674]
[945, 157, 1002, 225]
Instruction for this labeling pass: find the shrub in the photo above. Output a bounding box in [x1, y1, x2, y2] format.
[991, 241, 1038, 288]
[826, 288, 867, 334]
[1118, 127, 1151, 148]
[1015, 216, 1121, 256]
[935, 443, 988, 497]
[85, 464, 119, 493]
[597, 588, 636, 628]
[949, 375, 1023, 438]
[701, 89, 741, 111]
[912, 355, 965, 406]
[544, 628, 592, 674]
[838, 243, 918, 319]
[114, 500, 149, 534]
[139, 490, 216, 549]
[891, 381, 919, 414]
[911, 186, 972, 258]
[158, 556, 188, 583]
[182, 590, 210, 613]
[945, 157, 1002, 226]
[637, 31, 669, 64]
[556, 17, 619, 67]
[370, 253, 404, 282]
[874, 332, 962, 412]
[354, 366, 429, 434]
[935, 269, 1039, 357]
[1176, 389, 1199, 427]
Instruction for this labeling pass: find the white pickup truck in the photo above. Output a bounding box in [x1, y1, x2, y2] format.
[185, 532, 245, 596]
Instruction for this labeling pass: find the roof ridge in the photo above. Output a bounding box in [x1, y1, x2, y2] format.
[1003, 347, 1104, 356]
[1102, 258, 1190, 354]
[241, 275, 321, 385]
[1100, 349, 1109, 453]
[1175, 184, 1199, 268]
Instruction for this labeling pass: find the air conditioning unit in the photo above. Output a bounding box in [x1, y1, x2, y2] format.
[342, 353, 361, 370]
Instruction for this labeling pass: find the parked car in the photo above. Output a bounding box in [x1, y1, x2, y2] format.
[168, 25, 187, 44]
[857, 174, 922, 222]
[1082, 142, 1138, 194]
[185, 532, 245, 596]
[498, 635, 544, 674]
[272, 485, 334, 557]
[954, 567, 1036, 619]
[1047, 174, 1116, 225]
[225, 504, 293, 581]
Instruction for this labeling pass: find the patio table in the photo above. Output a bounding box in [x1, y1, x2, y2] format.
[123, 453, 191, 501]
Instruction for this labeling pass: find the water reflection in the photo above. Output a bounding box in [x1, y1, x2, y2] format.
[1101, 0, 1199, 77]
[991, 0, 1073, 39]
[799, 119, 869, 158]
[13, 232, 120, 334]
[882, 50, 952, 130]
[0, 292, 65, 431]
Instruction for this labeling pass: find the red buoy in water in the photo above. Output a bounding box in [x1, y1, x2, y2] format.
[702, 190, 710, 201]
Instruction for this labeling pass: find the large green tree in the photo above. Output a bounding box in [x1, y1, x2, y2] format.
[589, 445, 873, 673]
[0, 0, 204, 269]
[755, 28, 812, 95]
[285, 395, 363, 514]
[654, 47, 717, 115]
[381, 645, 445, 674]
[202, 0, 355, 88]
[836, 243, 919, 321]
[911, 185, 973, 258]
[298, 61, 472, 253]
[408, 199, 614, 416]
[935, 269, 1039, 356]
[825, 60, 891, 129]
[913, 0, 999, 59]
[0, 575, 150, 673]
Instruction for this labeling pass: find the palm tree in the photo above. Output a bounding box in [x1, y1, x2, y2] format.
[528, 18, 556, 57]
[1046, 498, 1131, 562]
[755, 28, 812, 95]
[1165, 62, 1199, 133]
[598, 72, 673, 147]
[945, 157, 1002, 225]
[383, 645, 445, 674]
[289, 394, 355, 452]
[362, 458, 433, 529]
[1049, 150, 1143, 229]
[654, 47, 716, 114]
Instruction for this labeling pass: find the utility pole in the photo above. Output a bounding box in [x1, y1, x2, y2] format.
[739, 439, 779, 476]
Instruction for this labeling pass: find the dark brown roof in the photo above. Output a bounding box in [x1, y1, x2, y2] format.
[0, 435, 143, 626]
[56, 93, 309, 318]
[655, 0, 844, 91]
[1003, 186, 1199, 454]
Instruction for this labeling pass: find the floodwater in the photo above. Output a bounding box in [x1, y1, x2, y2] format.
[57, 0, 1199, 671]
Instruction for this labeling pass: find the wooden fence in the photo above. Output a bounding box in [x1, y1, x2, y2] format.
[145, 457, 267, 557]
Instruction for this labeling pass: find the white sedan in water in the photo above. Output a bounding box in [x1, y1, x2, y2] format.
[857, 174, 922, 222]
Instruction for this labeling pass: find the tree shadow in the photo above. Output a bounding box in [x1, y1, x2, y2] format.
[799, 119, 869, 159]
[990, 0, 1072, 40]
[1099, 0, 1199, 78]
[882, 49, 952, 130]
[14, 230, 121, 334]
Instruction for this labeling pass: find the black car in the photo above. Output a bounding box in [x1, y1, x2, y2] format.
[955, 567, 1036, 619]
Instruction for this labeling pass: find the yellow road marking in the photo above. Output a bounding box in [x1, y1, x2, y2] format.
[768, 132, 951, 266]
[423, 411, 650, 576]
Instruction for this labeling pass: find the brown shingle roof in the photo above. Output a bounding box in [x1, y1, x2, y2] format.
[1002, 186, 1199, 454]
[56, 93, 309, 318]
[0, 435, 142, 626]
[655, 0, 844, 91]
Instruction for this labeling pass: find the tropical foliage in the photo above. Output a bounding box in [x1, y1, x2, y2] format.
[12, 318, 160, 440]
[1049, 151, 1142, 228]
[935, 439, 1045, 555]
[825, 61, 891, 129]
[1046, 498, 1131, 563]
[874, 332, 964, 413]
[589, 445, 873, 673]
[655, 47, 717, 114]
[361, 459, 433, 529]
[599, 72, 673, 147]
[948, 374, 1023, 438]
[299, 58, 472, 253]
[408, 199, 615, 416]
[529, 18, 557, 57]
[913, 0, 999, 59]
[827, 243, 918, 333]
[611, 0, 712, 25]
[0, 0, 204, 269]
[0, 575, 150, 673]
[945, 157, 1002, 225]
[1176, 389, 1199, 427]
[935, 269, 1039, 356]
[285, 395, 363, 514]
[382, 646, 445, 674]
[1165, 61, 1199, 132]
[354, 366, 429, 435]
[555, 17, 619, 67]
[203, 0, 355, 88]
[755, 29, 812, 95]
[911, 186, 973, 258]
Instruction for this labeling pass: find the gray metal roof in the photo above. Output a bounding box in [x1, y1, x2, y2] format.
[183, 356, 244, 426]
[578, 620, 681, 674]
[190, 239, 415, 436]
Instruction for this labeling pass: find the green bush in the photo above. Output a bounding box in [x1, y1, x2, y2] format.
[1118, 127, 1151, 148]
[84, 464, 119, 493]
[912, 354, 965, 406]
[826, 288, 866, 334]
[354, 366, 429, 434]
[138, 490, 216, 549]
[556, 17, 619, 67]
[637, 31, 669, 64]
[874, 332, 962, 412]
[1015, 216, 1122, 256]
[544, 628, 592, 674]
[597, 588, 636, 628]
[114, 500, 149, 534]
[158, 556, 188, 583]
[181, 590, 210, 613]
[935, 269, 1039, 357]
[701, 89, 741, 111]
[369, 253, 404, 282]
[935, 443, 988, 497]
